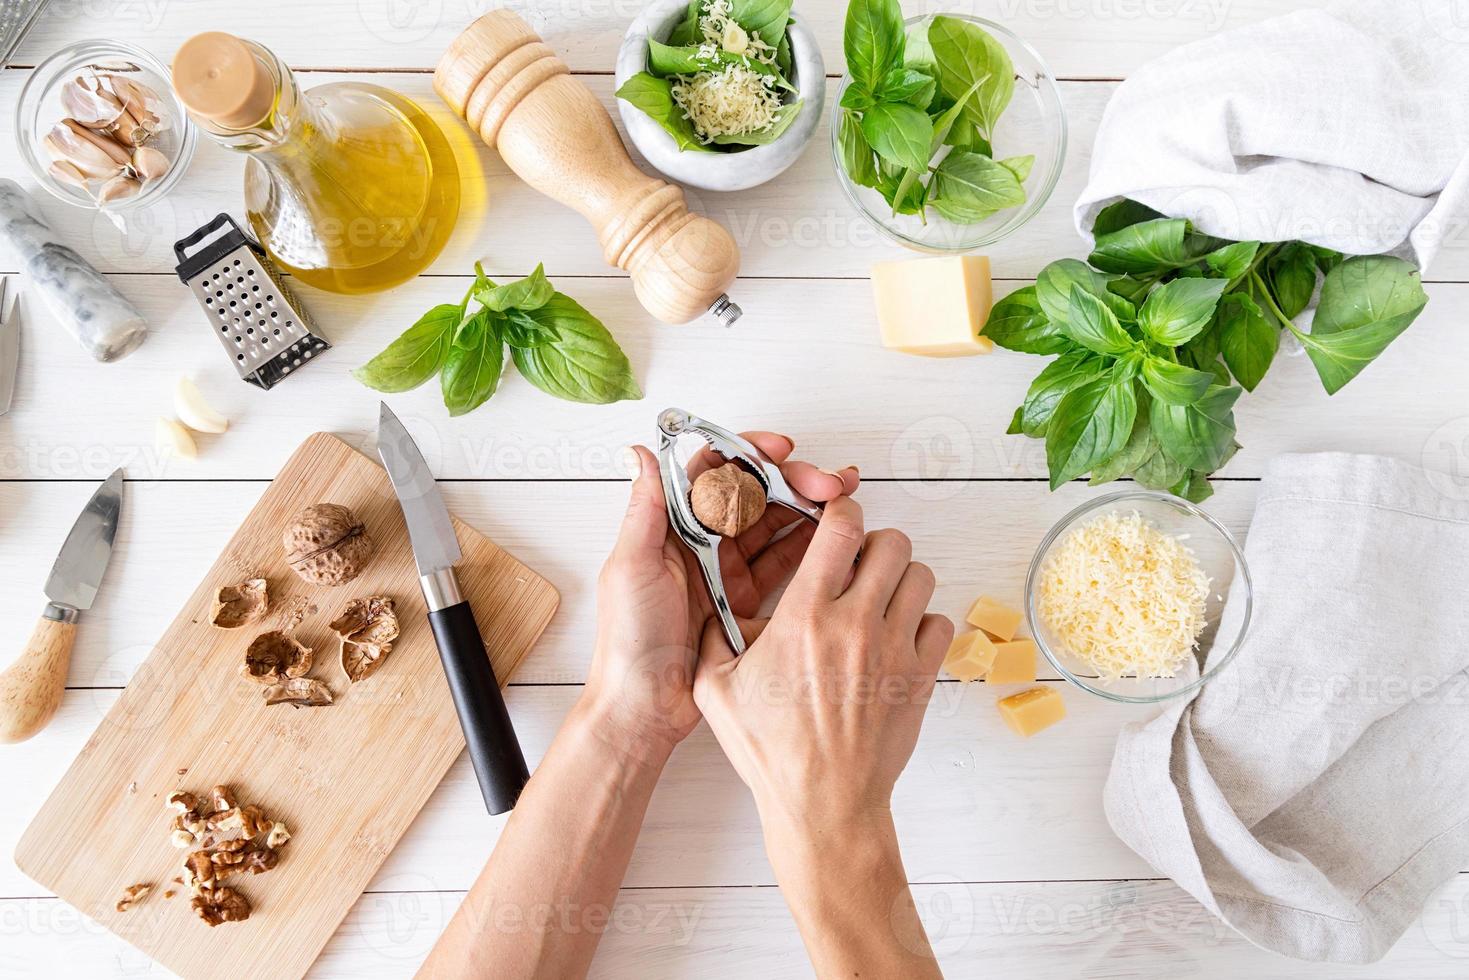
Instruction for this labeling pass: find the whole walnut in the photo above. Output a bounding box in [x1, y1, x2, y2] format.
[691, 464, 767, 537]
[282, 503, 373, 586]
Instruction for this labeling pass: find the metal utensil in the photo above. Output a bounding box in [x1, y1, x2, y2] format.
[656, 408, 824, 655]
[376, 403, 529, 814]
[0, 277, 18, 415]
[174, 214, 329, 389]
[0, 0, 52, 69]
[0, 468, 124, 743]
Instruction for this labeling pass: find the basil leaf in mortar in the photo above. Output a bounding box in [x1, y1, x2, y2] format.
[614, 73, 711, 152]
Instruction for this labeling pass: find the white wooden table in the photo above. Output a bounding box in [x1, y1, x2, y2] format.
[3, 2, 1468, 977]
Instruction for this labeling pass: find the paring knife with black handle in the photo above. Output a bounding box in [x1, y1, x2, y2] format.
[377, 402, 530, 814]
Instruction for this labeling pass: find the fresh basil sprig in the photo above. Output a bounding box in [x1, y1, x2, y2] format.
[984, 200, 1429, 501]
[838, 0, 1032, 226]
[354, 263, 642, 417]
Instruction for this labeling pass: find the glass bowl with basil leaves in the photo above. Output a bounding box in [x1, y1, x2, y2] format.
[831, 5, 1066, 252]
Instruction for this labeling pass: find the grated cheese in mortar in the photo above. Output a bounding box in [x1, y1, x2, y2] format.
[1034, 510, 1211, 681]
[671, 0, 784, 142]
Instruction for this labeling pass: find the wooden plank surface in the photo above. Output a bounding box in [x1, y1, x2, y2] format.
[11, 434, 559, 980]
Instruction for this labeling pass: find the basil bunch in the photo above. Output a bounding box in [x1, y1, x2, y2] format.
[354, 264, 642, 417]
[616, 0, 802, 152]
[986, 200, 1430, 501]
[838, 0, 1032, 224]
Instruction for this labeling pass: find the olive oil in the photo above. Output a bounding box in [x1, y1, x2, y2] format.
[174, 34, 460, 294]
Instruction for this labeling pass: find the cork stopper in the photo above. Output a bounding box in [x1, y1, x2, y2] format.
[173, 32, 277, 130]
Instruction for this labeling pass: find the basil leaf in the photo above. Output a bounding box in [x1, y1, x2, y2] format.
[1035, 258, 1133, 325]
[615, 73, 710, 152]
[1015, 350, 1107, 437]
[998, 154, 1033, 183]
[711, 100, 803, 145]
[1133, 440, 1188, 492]
[928, 14, 1014, 139]
[502, 308, 559, 349]
[1045, 373, 1137, 490]
[928, 151, 1025, 223]
[943, 117, 991, 155]
[1202, 240, 1259, 280]
[839, 85, 875, 111]
[647, 40, 792, 90]
[775, 27, 793, 76]
[509, 293, 643, 404]
[1178, 471, 1215, 503]
[1091, 199, 1165, 237]
[859, 102, 933, 172]
[1089, 217, 1201, 274]
[903, 16, 937, 75]
[1064, 285, 1135, 356]
[837, 109, 880, 188]
[666, 0, 703, 45]
[1137, 276, 1227, 346]
[982, 286, 1068, 354]
[475, 262, 554, 313]
[843, 0, 905, 94]
[453, 307, 493, 350]
[728, 0, 793, 49]
[1300, 255, 1428, 394]
[441, 322, 506, 417]
[1140, 356, 1214, 406]
[876, 67, 936, 106]
[1150, 385, 1240, 472]
[1309, 244, 1344, 274]
[353, 304, 458, 393]
[1217, 293, 1277, 392]
[1267, 242, 1319, 319]
[1088, 400, 1157, 486]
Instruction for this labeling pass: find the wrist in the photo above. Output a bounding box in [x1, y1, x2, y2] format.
[758, 798, 899, 879]
[572, 688, 677, 774]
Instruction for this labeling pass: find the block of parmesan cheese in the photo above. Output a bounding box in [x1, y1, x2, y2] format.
[987, 639, 1038, 684]
[942, 630, 997, 682]
[966, 595, 1023, 641]
[871, 255, 995, 357]
[997, 686, 1066, 737]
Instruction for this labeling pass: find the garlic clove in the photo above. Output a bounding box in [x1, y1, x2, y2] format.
[44, 123, 125, 179]
[130, 145, 171, 183]
[106, 75, 171, 135]
[62, 118, 132, 166]
[174, 377, 229, 434]
[722, 22, 750, 55]
[47, 159, 92, 190]
[155, 417, 198, 459]
[60, 75, 125, 129]
[95, 174, 143, 205]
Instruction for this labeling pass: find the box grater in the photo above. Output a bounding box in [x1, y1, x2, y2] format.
[174, 214, 330, 390]
[0, 0, 50, 68]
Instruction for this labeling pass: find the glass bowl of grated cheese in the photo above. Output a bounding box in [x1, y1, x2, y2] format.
[1025, 491, 1252, 704]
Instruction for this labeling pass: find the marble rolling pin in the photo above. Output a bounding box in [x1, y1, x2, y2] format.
[435, 10, 742, 326]
[0, 179, 147, 361]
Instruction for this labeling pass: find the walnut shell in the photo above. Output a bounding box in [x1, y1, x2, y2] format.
[241, 630, 312, 685]
[329, 595, 400, 683]
[263, 677, 334, 707]
[209, 578, 269, 629]
[281, 503, 373, 586]
[690, 464, 767, 537]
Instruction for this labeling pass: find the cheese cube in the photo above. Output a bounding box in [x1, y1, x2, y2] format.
[987, 639, 1038, 685]
[942, 630, 997, 682]
[871, 255, 995, 357]
[997, 687, 1066, 737]
[966, 595, 1023, 641]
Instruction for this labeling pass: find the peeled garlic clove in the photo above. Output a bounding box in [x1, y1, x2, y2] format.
[62, 118, 131, 166]
[44, 123, 124, 179]
[130, 145, 171, 183]
[174, 377, 229, 434]
[156, 418, 198, 459]
[96, 174, 143, 205]
[106, 75, 171, 135]
[60, 75, 125, 129]
[47, 159, 92, 190]
[722, 22, 750, 54]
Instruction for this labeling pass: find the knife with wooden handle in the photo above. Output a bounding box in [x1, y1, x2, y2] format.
[376, 403, 530, 814]
[0, 468, 124, 743]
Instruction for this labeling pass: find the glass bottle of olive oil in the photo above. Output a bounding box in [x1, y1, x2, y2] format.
[173, 32, 460, 294]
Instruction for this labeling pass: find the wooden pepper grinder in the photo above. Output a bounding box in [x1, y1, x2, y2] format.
[435, 10, 742, 326]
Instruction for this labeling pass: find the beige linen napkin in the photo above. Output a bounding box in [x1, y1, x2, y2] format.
[1106, 453, 1469, 962]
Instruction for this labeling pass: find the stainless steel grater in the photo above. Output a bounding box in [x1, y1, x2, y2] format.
[174, 214, 330, 390]
[0, 0, 51, 68]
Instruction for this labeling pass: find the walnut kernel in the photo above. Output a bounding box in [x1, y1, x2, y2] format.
[115, 882, 151, 912]
[209, 578, 269, 629]
[192, 886, 250, 926]
[282, 503, 373, 586]
[691, 464, 767, 537]
[330, 596, 400, 683]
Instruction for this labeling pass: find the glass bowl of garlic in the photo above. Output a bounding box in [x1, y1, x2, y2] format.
[15, 40, 196, 214]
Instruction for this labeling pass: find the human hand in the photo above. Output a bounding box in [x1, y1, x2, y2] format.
[692, 496, 953, 834]
[583, 435, 859, 764]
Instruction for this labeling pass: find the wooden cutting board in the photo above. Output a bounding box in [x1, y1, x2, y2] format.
[14, 431, 559, 979]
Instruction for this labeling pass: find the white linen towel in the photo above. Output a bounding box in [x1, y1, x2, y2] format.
[1106, 453, 1469, 962]
[1074, 1, 1469, 271]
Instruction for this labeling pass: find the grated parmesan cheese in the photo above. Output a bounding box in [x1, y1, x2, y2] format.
[1034, 510, 1211, 681]
[671, 0, 784, 142]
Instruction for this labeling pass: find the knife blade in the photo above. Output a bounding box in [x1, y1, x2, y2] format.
[377, 403, 530, 814]
[0, 277, 18, 417]
[0, 467, 124, 743]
